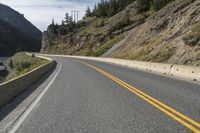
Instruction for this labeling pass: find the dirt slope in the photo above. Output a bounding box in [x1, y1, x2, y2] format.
[109, 0, 200, 66]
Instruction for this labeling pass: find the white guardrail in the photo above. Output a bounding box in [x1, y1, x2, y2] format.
[40, 54, 200, 82]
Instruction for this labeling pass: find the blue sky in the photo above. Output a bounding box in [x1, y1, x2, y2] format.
[0, 0, 99, 31]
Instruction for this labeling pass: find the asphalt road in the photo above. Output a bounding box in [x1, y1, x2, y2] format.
[4, 57, 200, 133]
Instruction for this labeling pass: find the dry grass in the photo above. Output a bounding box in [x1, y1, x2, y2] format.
[5, 52, 50, 80]
[93, 35, 123, 56]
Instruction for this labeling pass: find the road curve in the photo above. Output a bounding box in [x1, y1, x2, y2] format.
[5, 57, 200, 133]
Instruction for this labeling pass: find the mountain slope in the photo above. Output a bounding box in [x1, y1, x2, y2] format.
[0, 4, 42, 56]
[0, 3, 42, 39]
[0, 19, 41, 56]
[41, 0, 200, 66]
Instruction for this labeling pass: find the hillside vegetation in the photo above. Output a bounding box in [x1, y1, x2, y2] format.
[1, 52, 49, 83]
[41, 0, 200, 66]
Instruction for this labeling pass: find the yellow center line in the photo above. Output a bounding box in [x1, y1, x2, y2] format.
[79, 61, 200, 133]
[95, 65, 200, 127]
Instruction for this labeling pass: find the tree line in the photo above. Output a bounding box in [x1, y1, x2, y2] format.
[86, 0, 174, 18]
[49, 0, 174, 36]
[86, 0, 134, 17]
[136, 0, 174, 11]
[49, 13, 78, 35]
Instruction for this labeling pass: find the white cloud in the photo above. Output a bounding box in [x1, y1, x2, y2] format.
[0, 0, 99, 31]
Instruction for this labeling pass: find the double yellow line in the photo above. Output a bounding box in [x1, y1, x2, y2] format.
[79, 61, 200, 133]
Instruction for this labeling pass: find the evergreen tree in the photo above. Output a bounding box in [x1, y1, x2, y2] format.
[88, 0, 135, 18]
[93, 4, 98, 16]
[152, 0, 167, 11]
[64, 13, 70, 24]
[61, 20, 65, 26]
[136, 0, 170, 11]
[136, 0, 150, 11]
[108, 0, 118, 16]
[117, 0, 125, 11]
[96, 0, 107, 17]
[86, 6, 92, 17]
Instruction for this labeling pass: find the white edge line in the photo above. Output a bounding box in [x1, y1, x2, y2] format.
[8, 63, 62, 133]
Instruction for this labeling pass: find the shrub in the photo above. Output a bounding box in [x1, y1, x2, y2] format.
[95, 20, 105, 28]
[93, 36, 122, 56]
[16, 61, 31, 72]
[9, 59, 13, 68]
[136, 0, 151, 11]
[108, 13, 132, 34]
[183, 22, 200, 46]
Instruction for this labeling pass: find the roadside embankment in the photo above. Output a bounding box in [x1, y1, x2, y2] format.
[0, 53, 56, 108]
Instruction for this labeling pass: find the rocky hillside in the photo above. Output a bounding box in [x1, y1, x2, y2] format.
[41, 0, 200, 66]
[0, 4, 42, 56]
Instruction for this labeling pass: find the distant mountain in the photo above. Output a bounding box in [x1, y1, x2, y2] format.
[0, 4, 42, 56]
[0, 3, 42, 39]
[0, 19, 41, 56]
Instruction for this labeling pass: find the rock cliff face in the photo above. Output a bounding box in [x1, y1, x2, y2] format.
[41, 0, 200, 66]
[0, 4, 42, 56]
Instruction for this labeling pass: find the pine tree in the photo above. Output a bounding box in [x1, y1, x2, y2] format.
[117, 0, 125, 11]
[61, 20, 65, 26]
[86, 6, 92, 17]
[64, 13, 70, 24]
[108, 0, 118, 16]
[136, 0, 150, 11]
[152, 0, 167, 11]
[96, 0, 107, 17]
[93, 4, 98, 16]
[88, 0, 135, 18]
